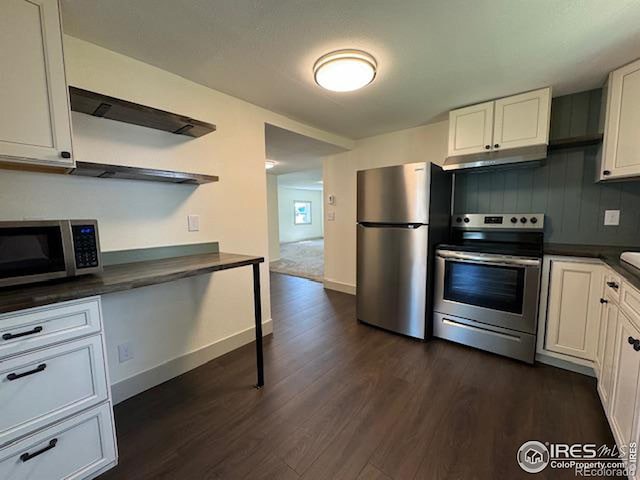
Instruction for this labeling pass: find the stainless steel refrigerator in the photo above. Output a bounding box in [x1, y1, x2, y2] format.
[356, 162, 451, 339]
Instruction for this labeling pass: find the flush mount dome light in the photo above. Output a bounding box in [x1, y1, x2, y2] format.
[313, 50, 377, 92]
[265, 160, 277, 170]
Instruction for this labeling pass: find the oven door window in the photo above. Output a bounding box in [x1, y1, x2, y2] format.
[0, 227, 66, 279]
[443, 260, 525, 314]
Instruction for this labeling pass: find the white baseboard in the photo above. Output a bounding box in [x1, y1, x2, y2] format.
[111, 319, 273, 404]
[323, 278, 356, 295]
[536, 352, 596, 377]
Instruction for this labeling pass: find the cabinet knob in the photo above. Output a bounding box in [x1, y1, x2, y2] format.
[60, 151, 71, 159]
[494, 144, 500, 148]
[629, 337, 640, 351]
[606, 281, 619, 290]
[603, 170, 611, 176]
[485, 145, 491, 150]
[600, 298, 608, 304]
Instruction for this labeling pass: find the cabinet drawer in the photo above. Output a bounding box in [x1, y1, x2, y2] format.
[0, 298, 102, 359]
[621, 283, 640, 328]
[0, 335, 108, 447]
[604, 271, 622, 303]
[0, 403, 116, 480]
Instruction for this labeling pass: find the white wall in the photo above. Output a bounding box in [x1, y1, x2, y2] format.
[0, 36, 350, 400]
[323, 121, 448, 292]
[266, 174, 280, 260]
[277, 186, 323, 243]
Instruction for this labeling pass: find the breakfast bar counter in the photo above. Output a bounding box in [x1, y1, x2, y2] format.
[0, 252, 266, 387]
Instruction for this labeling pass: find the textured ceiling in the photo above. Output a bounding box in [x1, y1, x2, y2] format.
[61, 0, 640, 139]
[265, 124, 347, 175]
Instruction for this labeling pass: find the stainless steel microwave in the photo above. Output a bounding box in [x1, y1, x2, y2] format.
[0, 220, 102, 288]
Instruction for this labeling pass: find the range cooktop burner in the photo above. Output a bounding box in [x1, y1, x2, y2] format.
[442, 213, 545, 258]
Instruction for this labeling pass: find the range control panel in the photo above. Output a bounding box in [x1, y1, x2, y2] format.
[452, 213, 544, 230]
[72, 224, 100, 269]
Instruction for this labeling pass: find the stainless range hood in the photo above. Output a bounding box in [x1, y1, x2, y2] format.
[443, 144, 547, 172]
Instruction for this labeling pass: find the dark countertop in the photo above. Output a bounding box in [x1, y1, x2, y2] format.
[0, 252, 264, 315]
[545, 243, 640, 291]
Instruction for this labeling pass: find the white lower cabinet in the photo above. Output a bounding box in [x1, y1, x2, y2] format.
[0, 335, 109, 446]
[609, 310, 640, 469]
[0, 403, 116, 480]
[544, 259, 603, 361]
[0, 297, 116, 479]
[598, 299, 620, 409]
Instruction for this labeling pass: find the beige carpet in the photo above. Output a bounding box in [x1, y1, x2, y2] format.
[270, 238, 324, 282]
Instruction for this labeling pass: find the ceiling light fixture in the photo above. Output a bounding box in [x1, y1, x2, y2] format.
[265, 160, 277, 170]
[313, 49, 377, 92]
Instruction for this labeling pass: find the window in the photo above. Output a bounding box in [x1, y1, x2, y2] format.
[294, 201, 312, 225]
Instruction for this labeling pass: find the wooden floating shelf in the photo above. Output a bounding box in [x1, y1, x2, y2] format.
[548, 133, 603, 151]
[69, 161, 219, 185]
[69, 86, 216, 138]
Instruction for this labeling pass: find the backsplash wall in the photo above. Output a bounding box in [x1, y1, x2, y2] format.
[453, 89, 640, 247]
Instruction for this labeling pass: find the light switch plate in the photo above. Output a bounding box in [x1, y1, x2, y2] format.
[188, 214, 200, 232]
[604, 210, 620, 226]
[327, 211, 335, 221]
[328, 194, 336, 206]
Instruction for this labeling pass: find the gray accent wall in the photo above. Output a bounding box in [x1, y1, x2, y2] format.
[453, 89, 640, 246]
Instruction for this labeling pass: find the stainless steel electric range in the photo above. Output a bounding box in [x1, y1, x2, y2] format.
[433, 213, 544, 363]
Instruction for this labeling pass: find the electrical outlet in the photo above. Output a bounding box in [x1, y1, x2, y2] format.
[187, 214, 200, 232]
[604, 210, 620, 226]
[327, 211, 335, 221]
[118, 342, 134, 363]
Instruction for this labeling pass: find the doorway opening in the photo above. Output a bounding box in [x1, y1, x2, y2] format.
[269, 170, 324, 281]
[264, 124, 346, 282]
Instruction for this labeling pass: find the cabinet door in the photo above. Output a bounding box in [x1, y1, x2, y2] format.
[601, 58, 640, 180]
[0, 0, 73, 167]
[447, 101, 494, 157]
[596, 297, 610, 373]
[492, 87, 551, 151]
[545, 261, 603, 360]
[599, 301, 619, 408]
[609, 311, 640, 454]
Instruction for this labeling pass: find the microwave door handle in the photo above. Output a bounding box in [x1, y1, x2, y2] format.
[60, 220, 77, 275]
[437, 251, 541, 267]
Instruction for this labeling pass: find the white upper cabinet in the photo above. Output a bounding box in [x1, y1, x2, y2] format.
[600, 58, 640, 181]
[447, 87, 551, 158]
[447, 101, 494, 156]
[493, 88, 551, 151]
[0, 0, 73, 167]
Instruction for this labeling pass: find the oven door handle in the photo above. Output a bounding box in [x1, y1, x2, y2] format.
[436, 250, 541, 267]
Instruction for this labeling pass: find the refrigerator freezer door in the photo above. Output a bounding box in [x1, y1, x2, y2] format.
[356, 224, 428, 339]
[357, 162, 429, 224]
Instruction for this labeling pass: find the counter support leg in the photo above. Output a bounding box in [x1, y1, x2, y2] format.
[252, 263, 264, 388]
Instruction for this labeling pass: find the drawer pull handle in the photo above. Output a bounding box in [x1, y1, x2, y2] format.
[607, 281, 619, 290]
[7, 363, 47, 381]
[600, 298, 608, 304]
[629, 337, 640, 352]
[20, 438, 58, 462]
[2, 326, 43, 341]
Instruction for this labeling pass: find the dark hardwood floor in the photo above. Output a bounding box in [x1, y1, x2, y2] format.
[99, 273, 615, 480]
